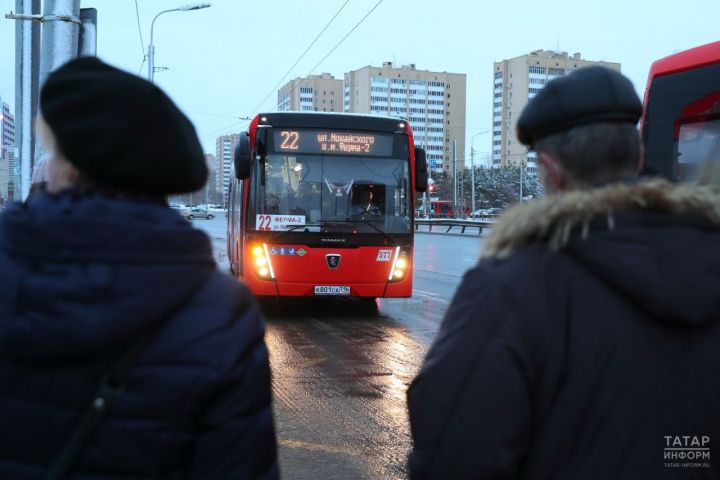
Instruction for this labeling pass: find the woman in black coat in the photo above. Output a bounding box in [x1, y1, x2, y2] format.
[0, 57, 278, 479]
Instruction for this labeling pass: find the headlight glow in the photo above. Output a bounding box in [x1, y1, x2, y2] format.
[250, 244, 275, 280]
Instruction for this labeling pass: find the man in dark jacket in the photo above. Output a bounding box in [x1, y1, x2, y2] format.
[408, 66, 720, 479]
[0, 58, 278, 479]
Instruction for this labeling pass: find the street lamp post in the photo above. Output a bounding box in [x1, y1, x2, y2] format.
[470, 130, 489, 215]
[148, 3, 211, 83]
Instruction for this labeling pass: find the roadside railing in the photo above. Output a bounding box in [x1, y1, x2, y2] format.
[414, 218, 496, 235]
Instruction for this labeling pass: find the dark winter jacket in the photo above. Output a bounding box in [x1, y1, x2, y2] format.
[408, 179, 720, 479]
[0, 189, 278, 479]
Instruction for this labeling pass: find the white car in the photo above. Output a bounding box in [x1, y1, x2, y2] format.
[182, 208, 214, 220]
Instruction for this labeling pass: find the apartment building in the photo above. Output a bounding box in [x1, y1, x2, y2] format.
[493, 50, 620, 172]
[215, 133, 240, 202]
[277, 73, 343, 113]
[0, 99, 15, 202]
[344, 62, 466, 173]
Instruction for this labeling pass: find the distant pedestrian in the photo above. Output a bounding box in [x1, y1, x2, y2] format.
[408, 66, 720, 479]
[0, 57, 278, 479]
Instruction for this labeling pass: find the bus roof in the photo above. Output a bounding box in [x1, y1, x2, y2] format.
[256, 112, 409, 133]
[647, 41, 720, 80]
[640, 41, 720, 132]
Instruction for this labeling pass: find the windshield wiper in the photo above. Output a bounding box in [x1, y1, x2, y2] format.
[266, 219, 399, 245]
[344, 218, 397, 245]
[271, 223, 322, 242]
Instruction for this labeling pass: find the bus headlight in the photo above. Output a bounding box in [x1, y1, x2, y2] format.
[389, 247, 410, 282]
[251, 244, 275, 280]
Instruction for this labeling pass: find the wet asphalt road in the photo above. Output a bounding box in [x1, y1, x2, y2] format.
[193, 215, 484, 479]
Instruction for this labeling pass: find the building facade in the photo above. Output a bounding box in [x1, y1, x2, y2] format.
[493, 50, 621, 172]
[344, 63, 466, 174]
[0, 99, 16, 203]
[215, 134, 240, 203]
[203, 153, 221, 204]
[277, 73, 343, 113]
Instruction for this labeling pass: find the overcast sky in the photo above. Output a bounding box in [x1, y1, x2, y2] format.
[1, 0, 719, 158]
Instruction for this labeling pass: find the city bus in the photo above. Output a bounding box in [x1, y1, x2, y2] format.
[641, 41, 720, 182]
[227, 112, 428, 298]
[430, 200, 454, 218]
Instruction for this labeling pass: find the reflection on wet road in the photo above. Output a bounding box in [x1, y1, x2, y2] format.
[193, 217, 484, 479]
[265, 300, 425, 479]
[263, 234, 484, 479]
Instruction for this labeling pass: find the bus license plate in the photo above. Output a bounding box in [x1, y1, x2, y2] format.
[314, 285, 351, 296]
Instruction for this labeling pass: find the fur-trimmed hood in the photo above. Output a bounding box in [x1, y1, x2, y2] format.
[483, 179, 720, 258]
[482, 179, 720, 325]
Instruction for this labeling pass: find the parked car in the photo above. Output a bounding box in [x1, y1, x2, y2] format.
[486, 207, 504, 216]
[182, 208, 214, 220]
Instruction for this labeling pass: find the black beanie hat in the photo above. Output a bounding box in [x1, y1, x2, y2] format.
[516, 66, 642, 148]
[40, 57, 207, 194]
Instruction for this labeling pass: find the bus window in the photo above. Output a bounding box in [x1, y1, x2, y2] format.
[252, 154, 410, 233]
[677, 118, 720, 183]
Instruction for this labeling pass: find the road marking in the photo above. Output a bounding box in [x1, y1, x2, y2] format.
[417, 267, 462, 277]
[412, 289, 449, 303]
[279, 439, 359, 457]
[413, 288, 438, 297]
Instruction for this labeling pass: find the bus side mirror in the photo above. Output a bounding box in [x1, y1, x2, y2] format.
[234, 134, 251, 180]
[414, 147, 428, 192]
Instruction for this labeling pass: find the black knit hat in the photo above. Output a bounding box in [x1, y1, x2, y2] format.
[40, 57, 207, 194]
[516, 66, 642, 148]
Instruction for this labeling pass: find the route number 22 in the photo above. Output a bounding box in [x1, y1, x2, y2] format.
[280, 131, 300, 150]
[257, 214, 273, 230]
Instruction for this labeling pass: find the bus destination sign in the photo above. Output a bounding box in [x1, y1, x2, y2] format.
[274, 130, 393, 156]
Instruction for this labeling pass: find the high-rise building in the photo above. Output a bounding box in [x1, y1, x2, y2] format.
[277, 73, 343, 112]
[204, 153, 219, 203]
[215, 134, 240, 203]
[344, 62, 466, 173]
[0, 99, 16, 202]
[493, 50, 620, 172]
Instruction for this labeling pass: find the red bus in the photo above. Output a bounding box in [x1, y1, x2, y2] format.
[430, 200, 454, 218]
[641, 41, 720, 182]
[227, 112, 428, 298]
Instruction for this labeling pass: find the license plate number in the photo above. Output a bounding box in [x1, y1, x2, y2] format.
[314, 285, 351, 296]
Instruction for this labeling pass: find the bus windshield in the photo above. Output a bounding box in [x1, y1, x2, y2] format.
[250, 153, 411, 234]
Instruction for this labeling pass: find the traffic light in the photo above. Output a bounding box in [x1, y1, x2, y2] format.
[428, 184, 436, 193]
